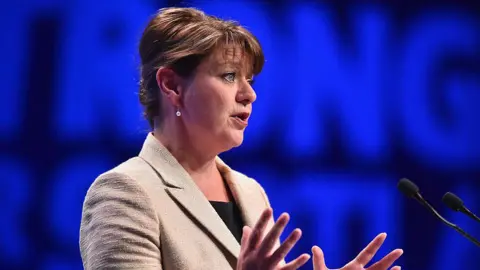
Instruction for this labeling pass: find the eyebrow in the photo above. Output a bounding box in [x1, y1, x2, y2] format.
[216, 60, 254, 75]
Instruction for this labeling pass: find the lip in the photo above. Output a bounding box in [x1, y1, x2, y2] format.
[231, 112, 250, 127]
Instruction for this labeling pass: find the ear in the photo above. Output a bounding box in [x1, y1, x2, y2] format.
[156, 67, 183, 107]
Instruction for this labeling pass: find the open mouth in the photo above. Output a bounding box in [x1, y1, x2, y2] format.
[232, 112, 249, 122]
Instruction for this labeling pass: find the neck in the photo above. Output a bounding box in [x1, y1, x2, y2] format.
[153, 119, 218, 179]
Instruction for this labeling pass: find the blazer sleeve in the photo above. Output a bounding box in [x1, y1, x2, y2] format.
[80, 172, 162, 270]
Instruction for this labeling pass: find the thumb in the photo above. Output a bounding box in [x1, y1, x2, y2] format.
[312, 246, 327, 270]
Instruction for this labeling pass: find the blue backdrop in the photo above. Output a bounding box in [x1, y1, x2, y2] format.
[1, 0, 479, 269]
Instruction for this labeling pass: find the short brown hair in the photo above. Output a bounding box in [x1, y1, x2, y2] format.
[138, 7, 265, 128]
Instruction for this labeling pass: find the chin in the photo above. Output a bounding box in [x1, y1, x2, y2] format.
[211, 129, 245, 153]
[221, 134, 244, 151]
[231, 136, 244, 148]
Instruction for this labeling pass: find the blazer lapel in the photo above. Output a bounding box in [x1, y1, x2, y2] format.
[138, 134, 240, 259]
[216, 157, 264, 229]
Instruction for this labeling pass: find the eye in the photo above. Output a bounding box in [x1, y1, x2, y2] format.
[222, 72, 236, 83]
[247, 78, 255, 86]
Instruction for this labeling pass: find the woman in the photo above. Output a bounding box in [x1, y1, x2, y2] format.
[79, 7, 403, 270]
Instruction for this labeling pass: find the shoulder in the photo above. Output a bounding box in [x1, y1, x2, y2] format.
[81, 157, 161, 228]
[227, 167, 271, 206]
[85, 157, 160, 199]
[110, 156, 157, 183]
[229, 169, 264, 190]
[82, 158, 159, 220]
[80, 159, 162, 269]
[85, 167, 146, 202]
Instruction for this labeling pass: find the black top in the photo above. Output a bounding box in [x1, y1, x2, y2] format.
[210, 200, 244, 243]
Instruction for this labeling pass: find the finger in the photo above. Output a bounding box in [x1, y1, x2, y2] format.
[367, 249, 403, 270]
[390, 266, 401, 270]
[279, 254, 311, 270]
[247, 208, 273, 251]
[257, 212, 290, 256]
[312, 246, 327, 270]
[354, 233, 387, 266]
[240, 226, 252, 252]
[268, 228, 302, 266]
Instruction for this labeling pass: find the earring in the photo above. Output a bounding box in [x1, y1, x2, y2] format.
[176, 109, 181, 117]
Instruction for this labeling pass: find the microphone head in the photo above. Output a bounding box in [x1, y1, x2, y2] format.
[442, 192, 464, 211]
[397, 178, 420, 198]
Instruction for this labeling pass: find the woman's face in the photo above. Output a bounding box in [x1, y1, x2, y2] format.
[181, 45, 257, 154]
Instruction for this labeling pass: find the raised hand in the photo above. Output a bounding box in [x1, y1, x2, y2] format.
[236, 208, 311, 270]
[312, 233, 403, 270]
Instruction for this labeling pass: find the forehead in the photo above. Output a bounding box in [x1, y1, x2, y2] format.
[204, 45, 253, 72]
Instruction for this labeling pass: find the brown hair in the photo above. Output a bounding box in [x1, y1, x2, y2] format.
[138, 7, 265, 128]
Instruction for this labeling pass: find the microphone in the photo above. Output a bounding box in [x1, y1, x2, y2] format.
[442, 192, 480, 223]
[397, 178, 480, 247]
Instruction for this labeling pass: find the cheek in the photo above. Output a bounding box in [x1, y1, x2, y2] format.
[189, 82, 231, 115]
[184, 85, 229, 124]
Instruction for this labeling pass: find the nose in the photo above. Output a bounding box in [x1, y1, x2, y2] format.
[236, 82, 256, 106]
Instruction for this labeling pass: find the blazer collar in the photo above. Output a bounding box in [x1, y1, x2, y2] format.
[138, 133, 191, 189]
[216, 158, 259, 228]
[138, 133, 257, 259]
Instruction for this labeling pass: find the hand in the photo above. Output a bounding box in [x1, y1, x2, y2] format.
[312, 233, 403, 270]
[236, 208, 311, 270]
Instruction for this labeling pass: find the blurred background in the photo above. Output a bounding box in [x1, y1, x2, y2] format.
[1, 0, 479, 269]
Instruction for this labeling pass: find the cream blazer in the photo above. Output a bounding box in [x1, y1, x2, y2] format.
[79, 133, 279, 269]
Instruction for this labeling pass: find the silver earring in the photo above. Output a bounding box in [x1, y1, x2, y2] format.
[176, 109, 181, 117]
